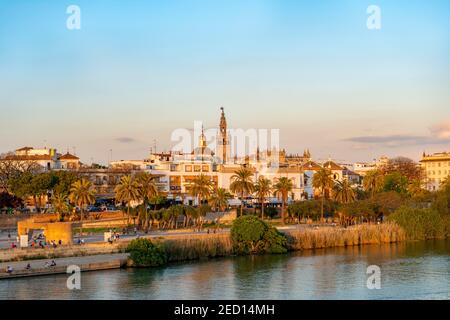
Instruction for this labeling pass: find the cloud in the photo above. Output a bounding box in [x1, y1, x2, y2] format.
[430, 121, 450, 139]
[115, 137, 138, 143]
[343, 134, 446, 147]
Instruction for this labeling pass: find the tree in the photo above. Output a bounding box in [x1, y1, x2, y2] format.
[254, 176, 272, 220]
[53, 171, 79, 195]
[190, 174, 213, 206]
[0, 158, 41, 193]
[69, 178, 95, 233]
[440, 175, 450, 190]
[381, 157, 422, 181]
[384, 172, 408, 195]
[114, 175, 140, 224]
[209, 187, 232, 212]
[30, 173, 57, 212]
[135, 172, 158, 229]
[0, 192, 23, 209]
[230, 167, 254, 216]
[273, 177, 293, 224]
[8, 172, 34, 203]
[363, 169, 384, 198]
[52, 192, 69, 221]
[333, 179, 356, 204]
[230, 215, 287, 254]
[312, 168, 334, 222]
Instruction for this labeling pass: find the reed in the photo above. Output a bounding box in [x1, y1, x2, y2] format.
[285, 223, 406, 251]
[155, 233, 233, 262]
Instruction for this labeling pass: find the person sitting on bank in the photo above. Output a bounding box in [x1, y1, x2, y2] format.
[50, 260, 56, 267]
[44, 262, 50, 268]
[25, 263, 31, 270]
[6, 266, 13, 273]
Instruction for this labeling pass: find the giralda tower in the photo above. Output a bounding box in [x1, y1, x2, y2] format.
[217, 107, 230, 164]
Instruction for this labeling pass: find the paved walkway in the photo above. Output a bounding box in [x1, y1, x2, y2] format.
[0, 253, 129, 275]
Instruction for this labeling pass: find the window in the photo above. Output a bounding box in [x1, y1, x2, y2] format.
[194, 165, 201, 172]
[185, 165, 192, 172]
[202, 165, 209, 172]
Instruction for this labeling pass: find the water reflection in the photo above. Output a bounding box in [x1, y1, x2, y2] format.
[1, 240, 448, 300]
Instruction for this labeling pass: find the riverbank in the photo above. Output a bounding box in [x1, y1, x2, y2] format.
[0, 223, 409, 279]
[0, 253, 128, 279]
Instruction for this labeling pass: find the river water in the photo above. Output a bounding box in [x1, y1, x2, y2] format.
[1, 240, 449, 300]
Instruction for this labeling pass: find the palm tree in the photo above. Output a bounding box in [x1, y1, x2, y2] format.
[114, 175, 140, 224]
[254, 176, 272, 220]
[209, 187, 232, 212]
[333, 179, 356, 204]
[52, 192, 69, 221]
[230, 167, 254, 216]
[312, 168, 334, 222]
[69, 178, 96, 234]
[273, 177, 293, 224]
[440, 175, 450, 189]
[363, 169, 384, 198]
[135, 172, 158, 229]
[190, 174, 213, 206]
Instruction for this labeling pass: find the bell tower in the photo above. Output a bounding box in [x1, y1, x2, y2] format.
[217, 107, 230, 164]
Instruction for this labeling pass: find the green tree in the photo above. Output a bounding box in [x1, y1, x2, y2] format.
[69, 178, 95, 233]
[312, 168, 334, 222]
[209, 187, 232, 212]
[384, 172, 408, 194]
[52, 192, 69, 221]
[230, 167, 254, 216]
[363, 169, 384, 198]
[190, 174, 213, 206]
[254, 176, 272, 220]
[53, 171, 79, 195]
[115, 175, 140, 224]
[230, 215, 287, 254]
[273, 177, 293, 224]
[333, 179, 356, 204]
[126, 238, 167, 267]
[135, 172, 158, 229]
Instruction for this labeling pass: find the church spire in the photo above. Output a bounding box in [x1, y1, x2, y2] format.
[220, 106, 227, 134]
[217, 107, 229, 164]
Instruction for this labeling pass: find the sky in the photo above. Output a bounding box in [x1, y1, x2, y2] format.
[0, 0, 449, 165]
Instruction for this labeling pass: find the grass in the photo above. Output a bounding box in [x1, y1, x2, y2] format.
[154, 233, 233, 262]
[285, 223, 406, 250]
[387, 206, 449, 240]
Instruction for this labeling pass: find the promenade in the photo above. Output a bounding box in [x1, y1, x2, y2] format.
[0, 253, 128, 279]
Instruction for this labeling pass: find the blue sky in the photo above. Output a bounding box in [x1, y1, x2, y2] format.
[0, 0, 449, 164]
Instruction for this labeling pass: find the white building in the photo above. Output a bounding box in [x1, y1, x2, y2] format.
[420, 151, 450, 191]
[1, 147, 80, 171]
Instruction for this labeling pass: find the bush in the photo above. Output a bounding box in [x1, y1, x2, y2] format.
[264, 206, 279, 219]
[288, 199, 337, 221]
[387, 206, 448, 240]
[126, 238, 168, 267]
[230, 215, 287, 254]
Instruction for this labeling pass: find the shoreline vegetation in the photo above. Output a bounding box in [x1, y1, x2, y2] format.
[126, 220, 413, 268]
[1, 157, 449, 274]
[1, 220, 447, 278]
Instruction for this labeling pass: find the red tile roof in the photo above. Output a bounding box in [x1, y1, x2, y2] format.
[322, 161, 343, 170]
[3, 155, 52, 161]
[302, 161, 322, 170]
[59, 153, 79, 160]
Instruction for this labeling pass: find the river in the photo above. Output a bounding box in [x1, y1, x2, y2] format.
[1, 240, 449, 299]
